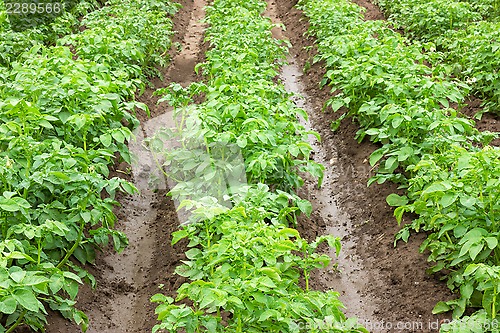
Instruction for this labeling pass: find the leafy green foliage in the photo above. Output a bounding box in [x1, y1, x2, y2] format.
[0, 0, 101, 66]
[59, 0, 179, 72]
[0, 0, 178, 331]
[374, 0, 500, 113]
[299, 0, 500, 329]
[375, 0, 484, 40]
[149, 0, 366, 332]
[155, 204, 350, 333]
[435, 22, 500, 114]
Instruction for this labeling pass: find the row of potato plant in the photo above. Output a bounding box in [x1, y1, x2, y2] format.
[147, 0, 367, 332]
[374, 0, 500, 114]
[435, 21, 500, 114]
[375, 0, 498, 40]
[0, 0, 178, 331]
[0, 0, 102, 67]
[298, 0, 500, 331]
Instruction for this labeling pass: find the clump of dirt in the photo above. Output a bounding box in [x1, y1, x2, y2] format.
[272, 0, 454, 332]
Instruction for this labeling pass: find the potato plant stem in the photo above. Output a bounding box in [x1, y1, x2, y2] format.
[493, 286, 497, 319]
[56, 220, 85, 269]
[5, 310, 27, 333]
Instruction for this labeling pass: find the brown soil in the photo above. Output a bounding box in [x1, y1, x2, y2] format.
[459, 97, 500, 146]
[136, 0, 204, 120]
[40, 0, 207, 332]
[271, 0, 455, 332]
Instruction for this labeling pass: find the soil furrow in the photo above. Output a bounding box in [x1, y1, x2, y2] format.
[265, 0, 379, 324]
[281, 58, 380, 322]
[270, 1, 454, 332]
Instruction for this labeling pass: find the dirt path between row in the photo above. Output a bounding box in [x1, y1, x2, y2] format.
[269, 1, 454, 332]
[43, 0, 207, 332]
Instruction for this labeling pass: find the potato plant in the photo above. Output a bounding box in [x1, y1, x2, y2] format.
[299, 0, 500, 331]
[374, 0, 500, 114]
[149, 0, 367, 332]
[435, 22, 500, 115]
[375, 0, 483, 40]
[58, 0, 180, 74]
[0, 0, 101, 66]
[0, 0, 178, 331]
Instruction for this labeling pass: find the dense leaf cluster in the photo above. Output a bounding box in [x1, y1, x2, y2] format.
[375, 0, 500, 114]
[0, 0, 101, 66]
[148, 0, 367, 332]
[0, 0, 177, 331]
[299, 0, 500, 331]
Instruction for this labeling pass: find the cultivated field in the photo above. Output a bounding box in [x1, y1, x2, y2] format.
[0, 0, 498, 332]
